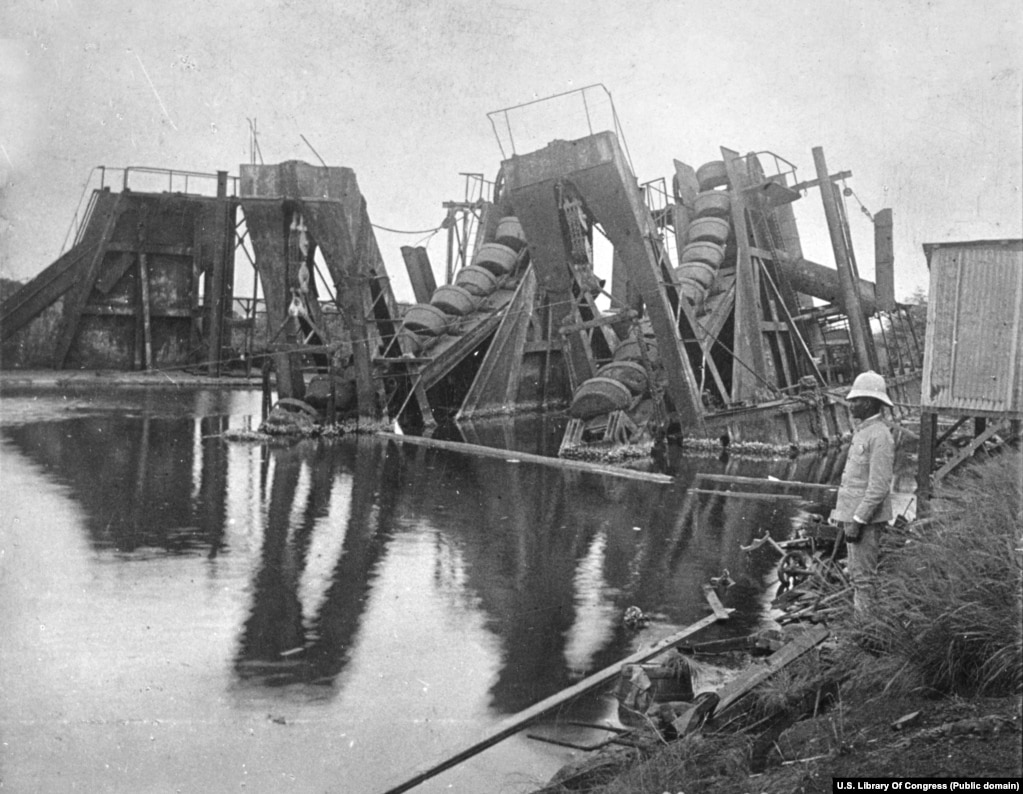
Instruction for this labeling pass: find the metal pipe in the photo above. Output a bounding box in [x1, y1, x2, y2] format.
[782, 256, 877, 314]
[812, 147, 873, 373]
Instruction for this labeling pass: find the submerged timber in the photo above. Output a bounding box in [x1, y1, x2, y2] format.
[1, 85, 923, 462]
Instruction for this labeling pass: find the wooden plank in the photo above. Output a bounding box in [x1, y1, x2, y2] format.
[676, 292, 731, 408]
[54, 194, 126, 368]
[380, 597, 728, 794]
[105, 242, 194, 256]
[932, 421, 1008, 484]
[81, 305, 191, 318]
[873, 208, 895, 311]
[400, 245, 437, 304]
[138, 251, 153, 370]
[377, 431, 675, 485]
[701, 584, 734, 620]
[712, 625, 829, 718]
[691, 489, 804, 502]
[721, 148, 770, 403]
[558, 308, 636, 335]
[696, 473, 838, 493]
[419, 310, 506, 390]
[788, 170, 852, 193]
[457, 267, 537, 419]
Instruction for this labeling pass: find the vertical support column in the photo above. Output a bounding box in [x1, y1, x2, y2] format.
[204, 185, 235, 376]
[873, 208, 895, 311]
[138, 251, 153, 371]
[812, 147, 874, 374]
[722, 149, 770, 402]
[917, 409, 938, 504]
[401, 246, 437, 304]
[445, 210, 456, 286]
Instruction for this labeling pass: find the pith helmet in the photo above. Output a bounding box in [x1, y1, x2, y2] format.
[847, 371, 893, 407]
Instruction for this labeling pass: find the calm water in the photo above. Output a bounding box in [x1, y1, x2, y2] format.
[0, 387, 844, 793]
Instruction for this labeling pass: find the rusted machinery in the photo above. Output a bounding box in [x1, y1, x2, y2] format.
[390, 86, 923, 453]
[237, 161, 411, 422]
[2, 86, 923, 452]
[0, 168, 237, 373]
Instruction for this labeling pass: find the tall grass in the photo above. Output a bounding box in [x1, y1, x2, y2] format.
[841, 448, 1023, 697]
[565, 733, 753, 794]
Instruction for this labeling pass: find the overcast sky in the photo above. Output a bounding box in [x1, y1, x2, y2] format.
[2, 0, 1020, 303]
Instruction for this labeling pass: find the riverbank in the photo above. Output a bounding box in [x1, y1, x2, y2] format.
[535, 449, 1023, 793]
[0, 368, 261, 390]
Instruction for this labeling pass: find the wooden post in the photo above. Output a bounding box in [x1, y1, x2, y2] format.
[812, 147, 873, 374]
[400, 245, 437, 304]
[873, 208, 895, 311]
[138, 250, 153, 371]
[917, 409, 937, 502]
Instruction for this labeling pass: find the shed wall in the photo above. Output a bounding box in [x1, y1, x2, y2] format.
[921, 240, 1023, 414]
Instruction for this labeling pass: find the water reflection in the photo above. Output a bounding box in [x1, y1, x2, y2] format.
[1, 400, 845, 721]
[3, 413, 231, 555]
[234, 440, 403, 689]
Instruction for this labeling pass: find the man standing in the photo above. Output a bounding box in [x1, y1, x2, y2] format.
[833, 371, 895, 612]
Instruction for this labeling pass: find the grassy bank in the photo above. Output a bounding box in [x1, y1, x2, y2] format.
[839, 448, 1022, 699]
[538, 448, 1022, 793]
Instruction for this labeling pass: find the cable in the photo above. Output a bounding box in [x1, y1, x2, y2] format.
[371, 223, 445, 236]
[841, 183, 874, 223]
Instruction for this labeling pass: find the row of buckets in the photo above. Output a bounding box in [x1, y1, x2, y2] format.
[569, 333, 660, 419]
[400, 216, 527, 350]
[569, 160, 736, 420]
[675, 160, 735, 311]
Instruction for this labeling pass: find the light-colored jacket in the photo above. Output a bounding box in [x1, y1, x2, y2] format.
[834, 414, 894, 524]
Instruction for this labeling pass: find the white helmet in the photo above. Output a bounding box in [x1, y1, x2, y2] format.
[847, 371, 893, 407]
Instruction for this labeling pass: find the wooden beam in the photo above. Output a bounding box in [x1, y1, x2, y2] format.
[80, 305, 191, 318]
[377, 431, 675, 485]
[721, 148, 770, 402]
[1, 190, 121, 339]
[711, 624, 829, 721]
[873, 208, 895, 311]
[812, 147, 873, 373]
[788, 170, 852, 193]
[105, 242, 194, 256]
[558, 309, 636, 335]
[380, 594, 728, 794]
[400, 245, 437, 304]
[138, 251, 153, 370]
[691, 489, 805, 502]
[54, 194, 126, 368]
[456, 268, 537, 420]
[932, 421, 1008, 484]
[696, 473, 838, 493]
[701, 584, 735, 620]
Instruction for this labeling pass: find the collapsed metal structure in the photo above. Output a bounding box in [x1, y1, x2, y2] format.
[0, 168, 237, 374]
[387, 87, 921, 452]
[0, 86, 923, 452]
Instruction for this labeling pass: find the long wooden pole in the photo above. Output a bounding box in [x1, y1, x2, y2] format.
[377, 431, 675, 485]
[812, 147, 873, 373]
[138, 251, 153, 371]
[380, 600, 728, 794]
[696, 473, 838, 494]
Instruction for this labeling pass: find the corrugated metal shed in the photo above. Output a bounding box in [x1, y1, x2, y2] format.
[921, 239, 1023, 415]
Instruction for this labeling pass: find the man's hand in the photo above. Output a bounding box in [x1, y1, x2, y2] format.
[845, 521, 865, 544]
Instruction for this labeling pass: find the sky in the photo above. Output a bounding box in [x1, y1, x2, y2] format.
[1, 0, 1021, 304]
